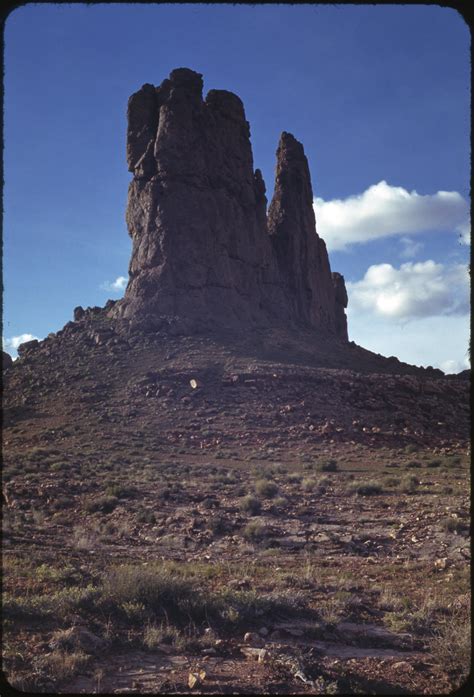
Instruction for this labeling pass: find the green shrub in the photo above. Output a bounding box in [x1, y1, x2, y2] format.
[427, 459, 441, 468]
[143, 623, 186, 650]
[273, 496, 288, 508]
[105, 484, 137, 499]
[102, 565, 205, 622]
[254, 479, 278, 498]
[242, 521, 266, 541]
[401, 474, 420, 493]
[384, 476, 401, 488]
[302, 477, 318, 491]
[319, 459, 338, 472]
[38, 650, 91, 681]
[50, 462, 66, 472]
[349, 481, 383, 496]
[287, 473, 302, 484]
[240, 495, 262, 515]
[441, 517, 469, 535]
[207, 516, 228, 535]
[429, 613, 470, 685]
[85, 495, 118, 514]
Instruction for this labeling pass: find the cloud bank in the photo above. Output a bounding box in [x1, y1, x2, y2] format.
[346, 260, 469, 321]
[314, 181, 470, 251]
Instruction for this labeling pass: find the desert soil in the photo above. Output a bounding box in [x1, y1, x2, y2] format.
[2, 328, 470, 694]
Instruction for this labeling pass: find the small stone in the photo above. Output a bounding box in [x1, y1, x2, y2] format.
[188, 669, 206, 689]
[434, 557, 449, 571]
[202, 647, 217, 656]
[392, 661, 414, 673]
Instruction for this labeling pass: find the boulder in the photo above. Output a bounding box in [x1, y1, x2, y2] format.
[73, 306, 85, 321]
[17, 339, 39, 357]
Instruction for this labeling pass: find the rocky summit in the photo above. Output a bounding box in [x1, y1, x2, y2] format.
[112, 68, 348, 337]
[2, 69, 470, 696]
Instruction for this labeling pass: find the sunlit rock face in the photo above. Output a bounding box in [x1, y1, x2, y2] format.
[113, 68, 348, 339]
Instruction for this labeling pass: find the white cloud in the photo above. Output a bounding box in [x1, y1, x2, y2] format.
[348, 313, 470, 374]
[3, 333, 39, 351]
[399, 236, 423, 259]
[314, 181, 470, 251]
[347, 260, 469, 320]
[440, 358, 470, 375]
[101, 275, 127, 293]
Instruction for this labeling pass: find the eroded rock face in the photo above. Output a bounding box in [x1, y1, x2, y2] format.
[113, 68, 348, 338]
[268, 132, 346, 336]
[2, 351, 13, 370]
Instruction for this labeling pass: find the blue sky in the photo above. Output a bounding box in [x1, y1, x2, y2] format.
[3, 4, 470, 372]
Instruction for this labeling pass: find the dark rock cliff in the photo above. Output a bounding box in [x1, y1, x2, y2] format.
[113, 68, 348, 339]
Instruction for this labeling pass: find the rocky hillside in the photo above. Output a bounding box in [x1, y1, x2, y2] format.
[2, 67, 470, 450]
[3, 315, 470, 455]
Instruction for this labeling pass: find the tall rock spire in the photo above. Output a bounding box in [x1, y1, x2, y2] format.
[115, 68, 286, 331]
[268, 132, 347, 336]
[113, 69, 348, 340]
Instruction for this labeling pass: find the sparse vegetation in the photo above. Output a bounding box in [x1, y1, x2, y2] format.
[428, 612, 471, 685]
[348, 480, 383, 496]
[37, 650, 91, 682]
[242, 520, 266, 542]
[319, 459, 339, 472]
[401, 474, 420, 493]
[441, 517, 469, 535]
[239, 495, 262, 515]
[405, 459, 422, 469]
[254, 479, 278, 498]
[427, 458, 441, 468]
[301, 476, 318, 491]
[84, 495, 118, 514]
[2, 419, 468, 694]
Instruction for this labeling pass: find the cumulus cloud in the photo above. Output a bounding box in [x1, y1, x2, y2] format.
[348, 313, 470, 373]
[314, 181, 470, 251]
[3, 333, 39, 351]
[346, 260, 469, 320]
[101, 276, 128, 293]
[440, 358, 470, 375]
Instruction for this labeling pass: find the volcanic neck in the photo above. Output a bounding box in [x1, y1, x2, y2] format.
[112, 67, 348, 339]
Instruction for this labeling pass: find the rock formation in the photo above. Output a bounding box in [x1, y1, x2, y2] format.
[112, 68, 348, 339]
[267, 132, 341, 334]
[2, 350, 13, 370]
